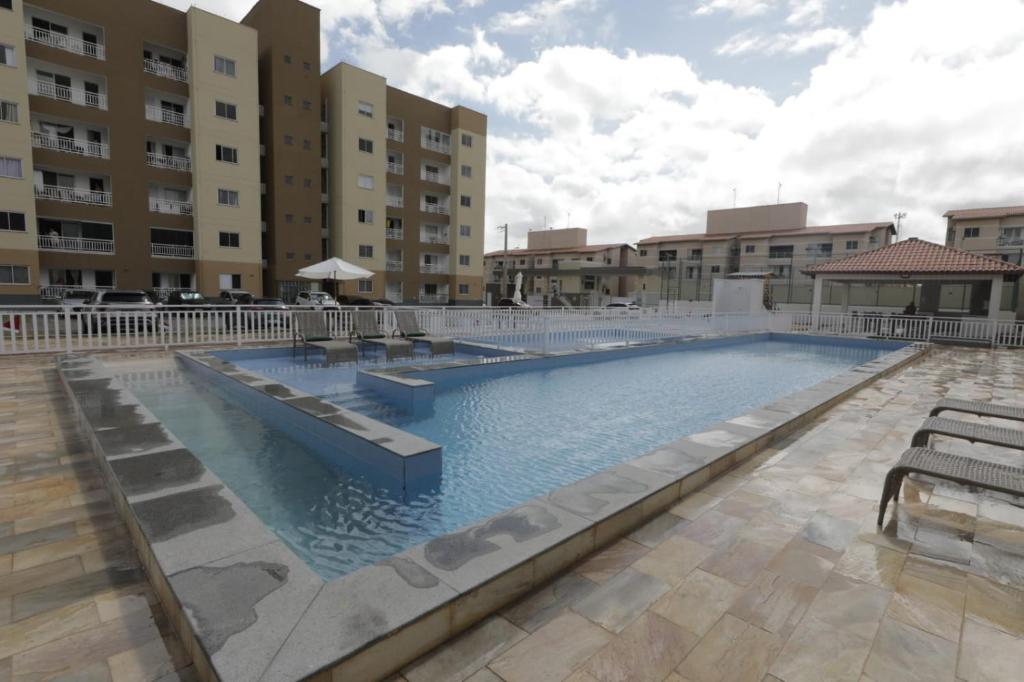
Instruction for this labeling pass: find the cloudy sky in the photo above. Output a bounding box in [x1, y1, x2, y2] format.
[161, 0, 1024, 251]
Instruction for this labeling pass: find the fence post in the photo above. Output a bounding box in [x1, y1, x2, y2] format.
[542, 313, 549, 354]
[235, 305, 242, 347]
[926, 316, 934, 343]
[63, 307, 73, 355]
[991, 320, 998, 349]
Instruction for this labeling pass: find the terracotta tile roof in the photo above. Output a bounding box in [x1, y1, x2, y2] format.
[803, 238, 1024, 275]
[943, 205, 1024, 220]
[637, 233, 733, 245]
[484, 243, 631, 258]
[638, 222, 893, 245]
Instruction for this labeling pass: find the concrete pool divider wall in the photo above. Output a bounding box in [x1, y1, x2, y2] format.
[55, 335, 929, 681]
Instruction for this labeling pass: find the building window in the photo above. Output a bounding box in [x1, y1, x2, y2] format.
[284, 95, 293, 106]
[357, 209, 373, 224]
[302, 100, 311, 110]
[218, 231, 240, 248]
[303, 216, 312, 224]
[461, 133, 472, 147]
[459, 254, 470, 266]
[285, 175, 294, 185]
[358, 101, 373, 118]
[0, 100, 16, 123]
[710, 265, 721, 274]
[0, 1, 11, 10]
[215, 101, 237, 120]
[460, 195, 471, 207]
[285, 214, 293, 223]
[845, 240, 859, 250]
[458, 283, 469, 295]
[217, 189, 239, 206]
[461, 165, 472, 178]
[303, 61, 311, 71]
[358, 138, 373, 153]
[744, 244, 755, 253]
[638, 249, 647, 257]
[964, 227, 980, 238]
[459, 224, 471, 237]
[214, 56, 236, 76]
[0, 44, 15, 67]
[0, 211, 26, 231]
[357, 174, 374, 190]
[302, 138, 311, 150]
[358, 279, 372, 293]
[219, 273, 242, 289]
[284, 135, 294, 145]
[658, 250, 677, 262]
[283, 54, 292, 64]
[0, 265, 29, 285]
[358, 244, 373, 258]
[0, 156, 22, 178]
[215, 144, 238, 163]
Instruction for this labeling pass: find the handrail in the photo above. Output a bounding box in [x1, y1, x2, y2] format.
[24, 25, 105, 60]
[37, 235, 114, 253]
[145, 152, 191, 172]
[143, 58, 188, 82]
[148, 197, 193, 215]
[34, 184, 111, 206]
[150, 243, 194, 258]
[31, 132, 109, 159]
[145, 105, 188, 128]
[29, 79, 107, 110]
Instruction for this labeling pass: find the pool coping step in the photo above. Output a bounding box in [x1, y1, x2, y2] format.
[55, 333, 928, 681]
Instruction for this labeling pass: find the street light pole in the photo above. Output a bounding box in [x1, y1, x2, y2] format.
[894, 212, 907, 241]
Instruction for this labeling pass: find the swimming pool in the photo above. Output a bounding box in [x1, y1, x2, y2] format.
[115, 335, 900, 578]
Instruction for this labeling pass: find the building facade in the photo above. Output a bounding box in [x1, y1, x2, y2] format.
[943, 204, 1024, 315]
[0, 0, 486, 304]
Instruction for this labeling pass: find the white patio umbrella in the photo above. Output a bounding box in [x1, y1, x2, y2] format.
[295, 257, 374, 282]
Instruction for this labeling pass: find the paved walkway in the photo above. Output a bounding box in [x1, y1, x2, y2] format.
[1, 348, 1023, 681]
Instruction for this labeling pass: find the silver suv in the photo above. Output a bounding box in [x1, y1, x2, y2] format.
[295, 291, 338, 307]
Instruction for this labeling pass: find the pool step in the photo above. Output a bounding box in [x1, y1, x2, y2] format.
[319, 389, 410, 422]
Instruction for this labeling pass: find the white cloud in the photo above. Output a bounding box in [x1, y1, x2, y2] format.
[693, 0, 776, 19]
[717, 26, 850, 56]
[489, 0, 600, 37]
[786, 0, 826, 26]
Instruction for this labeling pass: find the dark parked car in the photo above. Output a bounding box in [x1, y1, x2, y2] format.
[165, 290, 211, 306]
[217, 290, 255, 305]
[227, 297, 290, 330]
[496, 298, 530, 308]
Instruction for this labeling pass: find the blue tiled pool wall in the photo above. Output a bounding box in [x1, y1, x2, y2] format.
[460, 326, 681, 351]
[178, 355, 441, 497]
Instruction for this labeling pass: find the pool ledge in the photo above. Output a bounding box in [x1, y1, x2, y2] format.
[57, 337, 929, 681]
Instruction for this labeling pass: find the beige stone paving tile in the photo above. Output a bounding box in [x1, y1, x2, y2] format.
[403, 616, 527, 682]
[489, 612, 612, 682]
[96, 588, 159, 624]
[898, 554, 967, 593]
[11, 527, 128, 572]
[0, 599, 100, 659]
[0, 554, 10, 577]
[632, 535, 713, 587]
[562, 670, 600, 682]
[964, 574, 1024, 638]
[834, 541, 906, 590]
[466, 668, 504, 682]
[801, 572, 892, 641]
[713, 491, 776, 521]
[574, 539, 649, 584]
[14, 500, 116, 535]
[650, 569, 743, 638]
[668, 492, 721, 521]
[957, 618, 1024, 682]
[886, 572, 964, 643]
[107, 635, 189, 682]
[727, 571, 818, 638]
[0, 555, 83, 600]
[764, 539, 836, 588]
[700, 474, 746, 498]
[698, 540, 779, 587]
[679, 510, 747, 551]
[676, 613, 783, 682]
[0, 497, 70, 526]
[862, 617, 957, 682]
[582, 612, 698, 682]
[768, 614, 874, 682]
[501, 573, 598, 634]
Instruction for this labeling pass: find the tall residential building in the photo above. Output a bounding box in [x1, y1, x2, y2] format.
[0, 0, 263, 302]
[943, 204, 1024, 315]
[0, 0, 487, 304]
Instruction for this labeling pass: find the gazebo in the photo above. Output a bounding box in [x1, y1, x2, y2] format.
[803, 238, 1024, 325]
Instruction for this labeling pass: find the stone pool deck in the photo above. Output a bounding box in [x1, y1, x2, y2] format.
[0, 346, 1022, 680]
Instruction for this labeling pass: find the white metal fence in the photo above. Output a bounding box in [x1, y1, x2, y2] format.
[0, 307, 1021, 356]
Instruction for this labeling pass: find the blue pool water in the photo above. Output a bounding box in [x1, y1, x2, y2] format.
[116, 337, 896, 578]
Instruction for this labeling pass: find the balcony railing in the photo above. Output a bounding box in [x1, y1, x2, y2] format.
[143, 58, 188, 83]
[385, 228, 404, 240]
[418, 293, 448, 304]
[387, 162, 404, 175]
[34, 184, 111, 206]
[998, 235, 1024, 247]
[421, 233, 449, 245]
[421, 203, 450, 216]
[387, 128, 404, 142]
[148, 197, 192, 215]
[768, 251, 794, 259]
[145, 105, 188, 128]
[386, 261, 403, 272]
[150, 243, 194, 258]
[420, 263, 447, 274]
[29, 79, 107, 110]
[37, 234, 114, 254]
[31, 132, 109, 159]
[421, 170, 448, 185]
[24, 25, 105, 60]
[145, 152, 191, 172]
[421, 138, 450, 154]
[40, 284, 112, 299]
[386, 196, 403, 208]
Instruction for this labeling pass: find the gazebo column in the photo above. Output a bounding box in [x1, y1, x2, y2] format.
[988, 275, 1003, 320]
[838, 282, 850, 313]
[811, 276, 824, 328]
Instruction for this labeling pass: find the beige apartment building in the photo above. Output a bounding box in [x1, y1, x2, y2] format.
[637, 203, 895, 306]
[943, 204, 1024, 315]
[0, 0, 486, 304]
[484, 228, 641, 306]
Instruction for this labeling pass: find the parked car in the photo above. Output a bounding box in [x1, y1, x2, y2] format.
[225, 297, 291, 330]
[59, 289, 96, 308]
[496, 298, 531, 308]
[165, 290, 211, 306]
[216, 290, 255, 305]
[349, 297, 392, 307]
[295, 291, 338, 308]
[605, 301, 640, 310]
[78, 290, 158, 332]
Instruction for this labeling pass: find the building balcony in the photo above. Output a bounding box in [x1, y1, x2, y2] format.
[386, 261, 403, 272]
[387, 128, 404, 142]
[150, 243, 194, 259]
[143, 58, 188, 83]
[419, 293, 448, 304]
[421, 139, 450, 155]
[421, 203, 450, 216]
[29, 79, 107, 110]
[998, 235, 1024, 247]
[385, 227, 404, 240]
[149, 197, 192, 215]
[34, 184, 111, 206]
[387, 162, 404, 175]
[24, 25, 105, 60]
[145, 152, 191, 172]
[40, 284, 111, 298]
[31, 132, 109, 159]
[420, 263, 447, 274]
[37, 234, 113, 254]
[421, 170, 450, 185]
[421, 233, 449, 245]
[386, 196, 404, 209]
[768, 252, 794, 259]
[145, 105, 188, 128]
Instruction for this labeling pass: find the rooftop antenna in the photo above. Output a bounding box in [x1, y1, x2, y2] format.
[732, 188, 737, 208]
[894, 211, 906, 241]
[776, 182, 782, 205]
[566, 212, 570, 229]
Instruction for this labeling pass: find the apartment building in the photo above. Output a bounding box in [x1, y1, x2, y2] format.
[0, 0, 262, 303]
[0, 0, 487, 305]
[943, 204, 1024, 315]
[637, 203, 895, 305]
[483, 228, 641, 306]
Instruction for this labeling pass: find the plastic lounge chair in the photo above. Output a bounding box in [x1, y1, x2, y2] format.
[393, 310, 455, 356]
[292, 311, 357, 364]
[877, 447, 1024, 525]
[910, 416, 1024, 451]
[929, 399, 1024, 423]
[349, 310, 412, 360]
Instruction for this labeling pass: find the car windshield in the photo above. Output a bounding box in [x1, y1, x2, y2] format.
[103, 293, 151, 304]
[179, 293, 204, 301]
[309, 293, 332, 301]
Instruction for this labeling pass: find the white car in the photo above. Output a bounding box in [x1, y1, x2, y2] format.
[295, 291, 338, 308]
